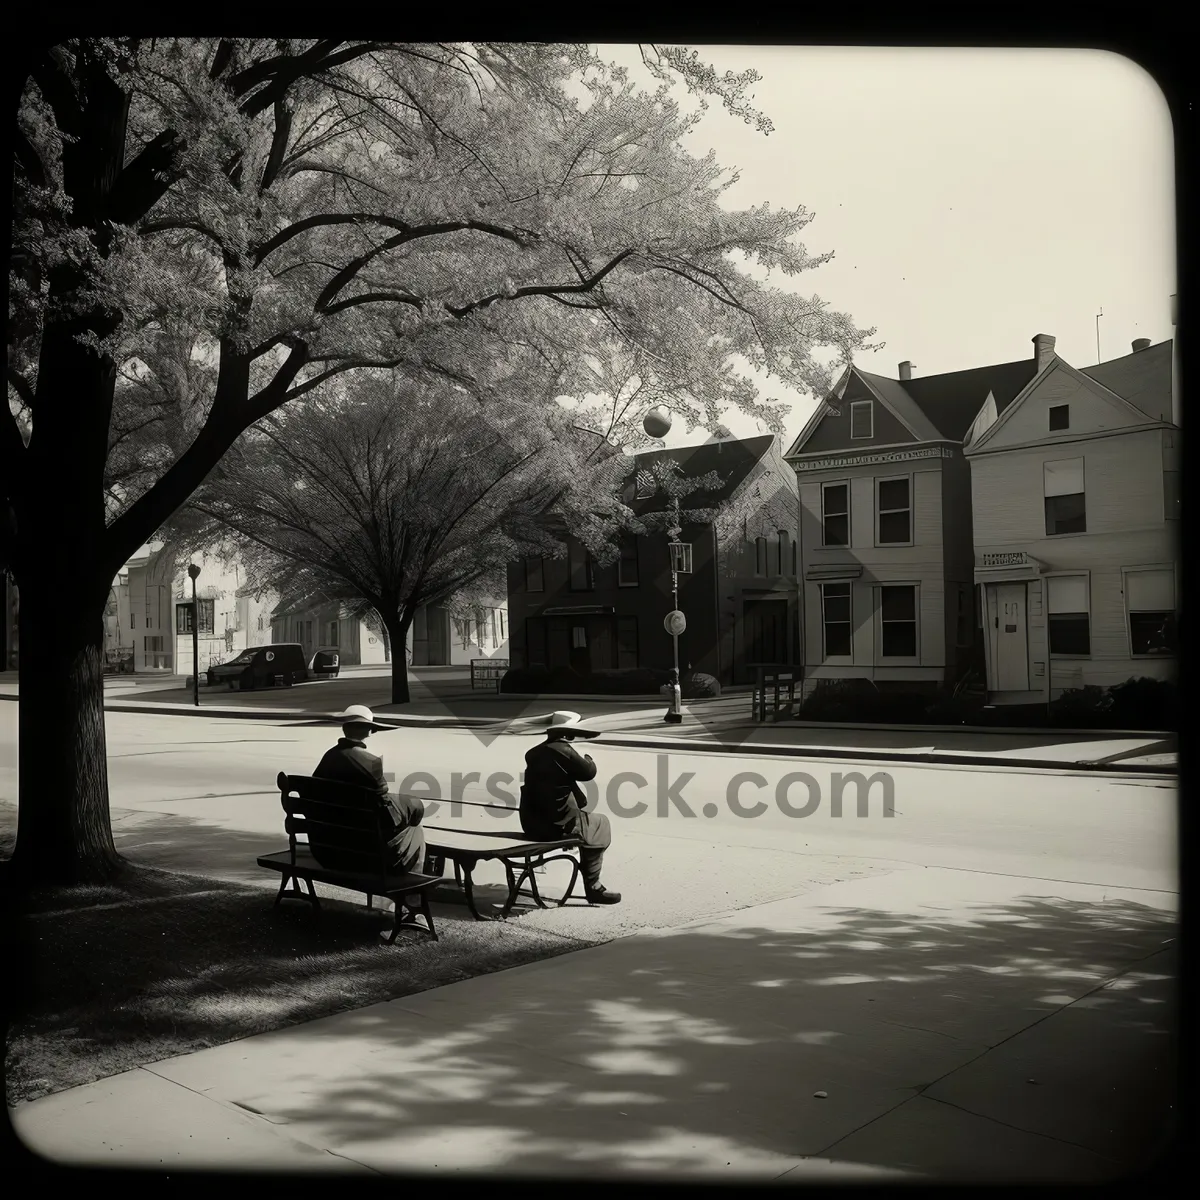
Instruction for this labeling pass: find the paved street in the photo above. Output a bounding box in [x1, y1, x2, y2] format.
[2, 704, 1178, 1179]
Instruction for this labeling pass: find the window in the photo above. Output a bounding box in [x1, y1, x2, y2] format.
[822, 483, 849, 547]
[1044, 458, 1086, 535]
[792, 540, 798, 575]
[955, 584, 972, 647]
[1047, 575, 1090, 655]
[778, 530, 790, 576]
[754, 536, 768, 577]
[146, 614, 153, 628]
[1048, 404, 1070, 432]
[1126, 569, 1176, 656]
[635, 468, 656, 499]
[821, 583, 852, 658]
[617, 616, 638, 668]
[1164, 470, 1180, 520]
[877, 477, 912, 545]
[131, 611, 135, 629]
[850, 400, 873, 439]
[145, 636, 164, 653]
[328, 621, 339, 646]
[568, 541, 594, 591]
[257, 616, 264, 632]
[879, 586, 917, 657]
[176, 604, 192, 634]
[525, 556, 544, 592]
[618, 537, 640, 587]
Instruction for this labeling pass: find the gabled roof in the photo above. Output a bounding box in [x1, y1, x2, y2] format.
[787, 358, 1038, 457]
[1080, 341, 1173, 423]
[629, 434, 777, 513]
[900, 359, 1038, 440]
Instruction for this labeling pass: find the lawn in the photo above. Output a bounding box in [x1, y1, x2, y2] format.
[3, 846, 586, 1107]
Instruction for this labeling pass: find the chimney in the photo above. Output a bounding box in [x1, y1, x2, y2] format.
[1132, 338, 1152, 352]
[898, 361, 914, 381]
[1033, 334, 1056, 372]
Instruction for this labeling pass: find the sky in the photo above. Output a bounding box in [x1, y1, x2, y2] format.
[598, 46, 1177, 450]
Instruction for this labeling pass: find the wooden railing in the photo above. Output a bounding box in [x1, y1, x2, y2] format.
[752, 666, 798, 722]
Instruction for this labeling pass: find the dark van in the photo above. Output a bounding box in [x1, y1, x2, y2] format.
[207, 644, 308, 691]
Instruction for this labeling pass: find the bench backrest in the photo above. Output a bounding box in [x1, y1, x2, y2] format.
[277, 772, 394, 877]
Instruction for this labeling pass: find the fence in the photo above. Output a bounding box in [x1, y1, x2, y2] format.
[471, 658, 509, 692]
[752, 666, 798, 722]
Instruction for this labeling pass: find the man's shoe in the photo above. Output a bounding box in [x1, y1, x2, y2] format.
[585, 886, 621, 905]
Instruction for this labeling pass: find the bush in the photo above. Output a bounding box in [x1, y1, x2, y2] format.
[1051, 676, 1176, 731]
[682, 671, 721, 699]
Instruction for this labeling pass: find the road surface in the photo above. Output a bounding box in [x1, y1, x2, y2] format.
[0, 705, 1177, 899]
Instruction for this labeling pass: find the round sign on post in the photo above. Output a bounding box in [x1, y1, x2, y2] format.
[664, 610, 687, 637]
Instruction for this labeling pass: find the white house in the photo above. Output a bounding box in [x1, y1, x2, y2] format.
[966, 335, 1178, 703]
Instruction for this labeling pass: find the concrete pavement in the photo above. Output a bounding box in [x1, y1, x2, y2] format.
[10, 865, 1177, 1181]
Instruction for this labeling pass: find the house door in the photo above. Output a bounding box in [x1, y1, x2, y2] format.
[743, 598, 789, 675]
[989, 583, 1029, 691]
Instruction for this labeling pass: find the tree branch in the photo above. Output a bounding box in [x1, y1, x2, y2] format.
[106, 129, 187, 227]
[6, 368, 35, 410]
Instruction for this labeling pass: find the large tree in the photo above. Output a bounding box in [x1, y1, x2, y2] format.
[6, 39, 874, 886]
[172, 373, 629, 703]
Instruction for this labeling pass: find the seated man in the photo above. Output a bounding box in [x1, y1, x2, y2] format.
[314, 704, 426, 874]
[520, 711, 620, 905]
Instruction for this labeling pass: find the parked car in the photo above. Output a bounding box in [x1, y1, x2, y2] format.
[310, 649, 340, 679]
[206, 643, 308, 691]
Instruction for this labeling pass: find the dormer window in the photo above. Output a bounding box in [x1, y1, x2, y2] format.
[1048, 404, 1070, 432]
[850, 401, 873, 439]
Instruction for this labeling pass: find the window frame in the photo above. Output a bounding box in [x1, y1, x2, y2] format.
[1122, 565, 1177, 658]
[617, 537, 640, 587]
[567, 541, 594, 592]
[524, 556, 545, 593]
[820, 480, 851, 548]
[1043, 457, 1087, 537]
[849, 400, 874, 440]
[875, 474, 913, 547]
[820, 581, 853, 662]
[877, 583, 920, 662]
[1045, 571, 1092, 657]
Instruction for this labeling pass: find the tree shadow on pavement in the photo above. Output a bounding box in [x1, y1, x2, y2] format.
[225, 894, 1177, 1183]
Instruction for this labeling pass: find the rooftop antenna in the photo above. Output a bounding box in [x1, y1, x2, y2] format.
[1095, 307, 1103, 364]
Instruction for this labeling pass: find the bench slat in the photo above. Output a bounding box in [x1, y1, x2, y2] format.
[257, 848, 439, 894]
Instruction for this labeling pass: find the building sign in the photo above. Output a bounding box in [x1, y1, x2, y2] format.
[792, 446, 953, 472]
[979, 552, 1033, 568]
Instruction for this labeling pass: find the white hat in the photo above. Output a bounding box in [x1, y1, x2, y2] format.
[335, 704, 391, 732]
[543, 710, 603, 739]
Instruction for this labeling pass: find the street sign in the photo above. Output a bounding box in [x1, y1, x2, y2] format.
[664, 610, 687, 637]
[668, 542, 693, 573]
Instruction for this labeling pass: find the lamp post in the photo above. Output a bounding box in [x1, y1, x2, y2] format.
[188, 563, 201, 707]
[664, 494, 688, 724]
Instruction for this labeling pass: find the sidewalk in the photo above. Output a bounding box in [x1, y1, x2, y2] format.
[9, 865, 1177, 1181]
[0, 680, 1176, 774]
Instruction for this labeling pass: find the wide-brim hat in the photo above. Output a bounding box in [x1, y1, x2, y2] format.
[542, 710, 603, 739]
[334, 704, 391, 732]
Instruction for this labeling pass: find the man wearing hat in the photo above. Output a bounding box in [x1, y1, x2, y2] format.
[520, 711, 620, 904]
[314, 705, 426, 874]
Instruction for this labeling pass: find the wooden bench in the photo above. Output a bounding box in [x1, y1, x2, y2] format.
[257, 773, 443, 943]
[423, 825, 582, 920]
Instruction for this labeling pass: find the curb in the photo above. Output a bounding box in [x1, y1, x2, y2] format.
[594, 733, 1177, 776]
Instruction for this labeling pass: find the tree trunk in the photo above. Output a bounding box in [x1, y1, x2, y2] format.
[384, 612, 414, 705]
[10, 574, 123, 889]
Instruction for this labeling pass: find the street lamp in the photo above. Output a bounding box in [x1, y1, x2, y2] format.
[188, 563, 201, 707]
[664, 499, 692, 725]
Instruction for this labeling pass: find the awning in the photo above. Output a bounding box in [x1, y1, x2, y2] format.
[975, 550, 1045, 584]
[805, 562, 864, 582]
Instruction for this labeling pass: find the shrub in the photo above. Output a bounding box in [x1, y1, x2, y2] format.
[1106, 676, 1176, 731]
[682, 671, 721, 699]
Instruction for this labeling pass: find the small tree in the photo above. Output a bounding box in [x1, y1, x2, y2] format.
[172, 374, 629, 703]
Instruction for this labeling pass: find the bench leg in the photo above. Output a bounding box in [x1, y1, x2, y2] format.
[274, 872, 320, 913]
[459, 862, 495, 921]
[557, 857, 582, 907]
[384, 890, 438, 944]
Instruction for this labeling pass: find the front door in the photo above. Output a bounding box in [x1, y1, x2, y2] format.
[427, 607, 449, 665]
[990, 583, 1029, 691]
[742, 598, 789, 680]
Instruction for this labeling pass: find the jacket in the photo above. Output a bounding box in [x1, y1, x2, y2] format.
[313, 738, 425, 868]
[519, 737, 597, 840]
